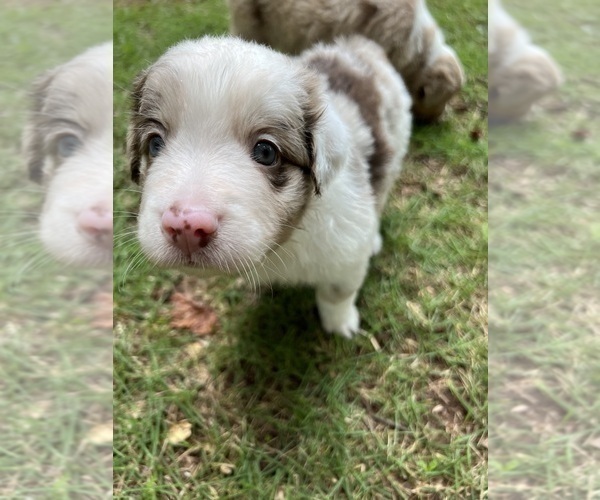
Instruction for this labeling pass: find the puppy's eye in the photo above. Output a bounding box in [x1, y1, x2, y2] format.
[252, 141, 278, 166]
[56, 134, 81, 158]
[417, 86, 426, 101]
[148, 135, 165, 157]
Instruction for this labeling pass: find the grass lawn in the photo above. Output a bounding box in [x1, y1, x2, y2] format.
[0, 1, 113, 497]
[113, 0, 488, 497]
[489, 0, 600, 496]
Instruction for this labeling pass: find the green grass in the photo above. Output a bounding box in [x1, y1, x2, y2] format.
[488, 0, 600, 497]
[113, 0, 488, 497]
[0, 2, 113, 498]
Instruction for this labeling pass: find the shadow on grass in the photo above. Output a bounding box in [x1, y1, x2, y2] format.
[203, 287, 356, 472]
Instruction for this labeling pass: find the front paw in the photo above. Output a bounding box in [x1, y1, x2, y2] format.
[371, 232, 383, 256]
[318, 301, 360, 339]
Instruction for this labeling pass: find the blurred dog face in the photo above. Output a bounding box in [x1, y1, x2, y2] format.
[489, 0, 562, 123]
[128, 38, 346, 270]
[489, 47, 562, 123]
[411, 47, 464, 122]
[22, 43, 113, 267]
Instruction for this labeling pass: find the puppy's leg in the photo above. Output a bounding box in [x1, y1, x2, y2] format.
[316, 260, 368, 338]
[371, 233, 383, 256]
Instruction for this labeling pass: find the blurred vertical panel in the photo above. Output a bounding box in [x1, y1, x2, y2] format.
[489, 0, 600, 496]
[0, 1, 113, 497]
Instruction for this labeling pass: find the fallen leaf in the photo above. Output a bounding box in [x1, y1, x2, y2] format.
[83, 422, 113, 446]
[170, 292, 218, 336]
[26, 400, 52, 419]
[188, 365, 211, 387]
[511, 404, 529, 414]
[406, 301, 429, 326]
[166, 420, 192, 445]
[586, 437, 600, 450]
[219, 463, 235, 476]
[128, 400, 146, 420]
[184, 342, 205, 359]
[432, 404, 445, 414]
[571, 128, 590, 142]
[470, 127, 483, 142]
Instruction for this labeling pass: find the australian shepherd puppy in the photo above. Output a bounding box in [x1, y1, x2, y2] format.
[489, 0, 562, 122]
[22, 42, 113, 267]
[127, 36, 411, 338]
[227, 0, 463, 121]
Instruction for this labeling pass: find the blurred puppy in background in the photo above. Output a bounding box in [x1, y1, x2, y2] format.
[22, 42, 113, 267]
[489, 0, 562, 123]
[227, 0, 463, 122]
[127, 36, 412, 337]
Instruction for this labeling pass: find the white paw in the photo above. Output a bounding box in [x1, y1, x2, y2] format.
[371, 233, 383, 256]
[318, 302, 360, 339]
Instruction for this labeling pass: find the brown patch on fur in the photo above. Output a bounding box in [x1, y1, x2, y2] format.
[272, 169, 313, 246]
[23, 70, 57, 183]
[358, 0, 378, 28]
[271, 75, 325, 244]
[307, 54, 391, 195]
[128, 70, 149, 183]
[251, 0, 263, 25]
[301, 92, 325, 196]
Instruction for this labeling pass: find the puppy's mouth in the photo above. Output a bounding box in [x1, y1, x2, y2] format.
[161, 247, 265, 279]
[151, 206, 277, 274]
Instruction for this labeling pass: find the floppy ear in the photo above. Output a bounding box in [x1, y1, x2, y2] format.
[127, 69, 148, 184]
[303, 75, 349, 194]
[22, 69, 57, 183]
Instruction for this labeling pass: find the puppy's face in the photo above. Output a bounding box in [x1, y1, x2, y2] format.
[22, 43, 113, 267]
[489, 47, 562, 123]
[128, 38, 344, 271]
[411, 48, 464, 122]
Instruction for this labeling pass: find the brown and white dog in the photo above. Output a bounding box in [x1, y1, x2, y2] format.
[127, 36, 412, 337]
[22, 42, 113, 267]
[489, 0, 562, 123]
[227, 0, 463, 122]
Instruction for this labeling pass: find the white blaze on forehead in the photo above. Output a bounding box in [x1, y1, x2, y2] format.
[148, 39, 308, 138]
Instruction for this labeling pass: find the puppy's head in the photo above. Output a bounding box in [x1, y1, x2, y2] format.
[22, 42, 113, 267]
[128, 37, 347, 270]
[411, 46, 464, 122]
[489, 46, 562, 123]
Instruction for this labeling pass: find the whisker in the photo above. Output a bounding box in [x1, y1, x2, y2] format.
[119, 248, 146, 288]
[113, 212, 139, 218]
[12, 250, 54, 283]
[0, 211, 40, 217]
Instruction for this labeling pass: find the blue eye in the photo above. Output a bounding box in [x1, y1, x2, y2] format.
[56, 134, 81, 158]
[252, 141, 278, 166]
[148, 135, 165, 157]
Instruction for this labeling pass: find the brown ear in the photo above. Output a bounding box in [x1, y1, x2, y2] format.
[302, 69, 349, 193]
[127, 69, 148, 184]
[22, 69, 57, 183]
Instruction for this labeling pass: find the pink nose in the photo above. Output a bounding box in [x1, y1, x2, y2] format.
[77, 206, 113, 243]
[161, 207, 219, 254]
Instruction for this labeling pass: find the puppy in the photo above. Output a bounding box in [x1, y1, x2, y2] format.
[127, 36, 411, 338]
[22, 42, 113, 267]
[227, 0, 463, 122]
[489, 0, 562, 123]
